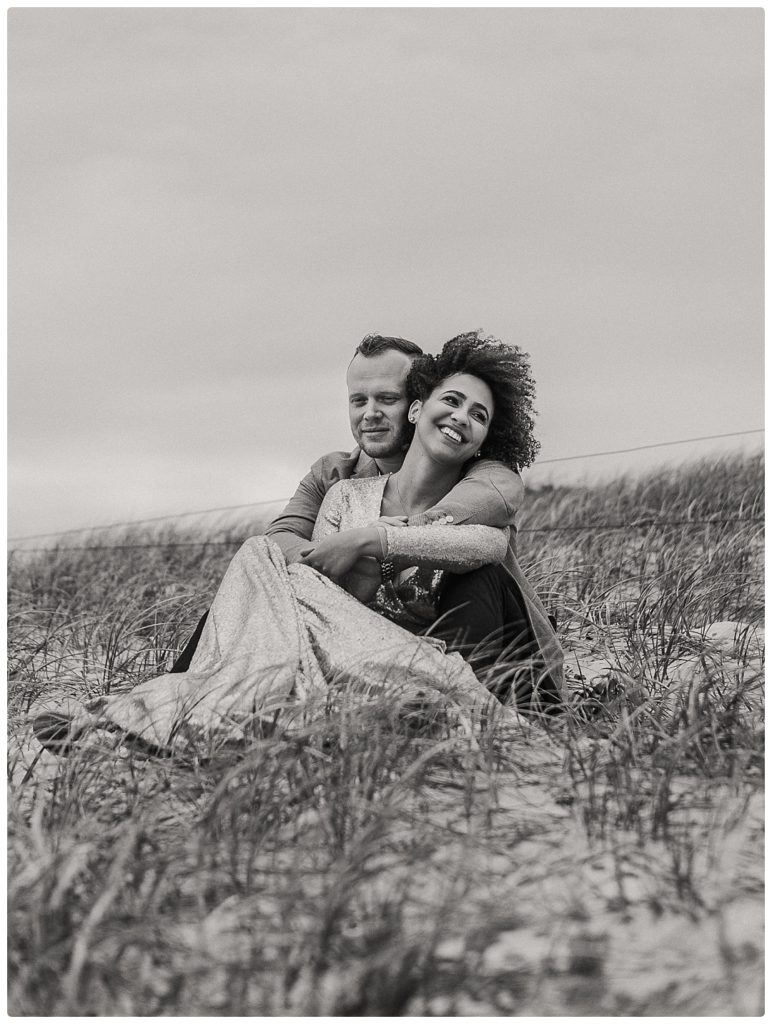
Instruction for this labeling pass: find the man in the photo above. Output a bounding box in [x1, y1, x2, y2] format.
[171, 334, 563, 708]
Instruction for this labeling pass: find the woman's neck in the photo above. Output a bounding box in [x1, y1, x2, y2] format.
[389, 447, 463, 515]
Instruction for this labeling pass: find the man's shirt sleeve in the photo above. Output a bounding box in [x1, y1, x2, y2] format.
[264, 450, 360, 563]
[407, 458, 524, 529]
[264, 457, 329, 563]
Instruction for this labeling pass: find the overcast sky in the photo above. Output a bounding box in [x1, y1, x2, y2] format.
[8, 7, 763, 540]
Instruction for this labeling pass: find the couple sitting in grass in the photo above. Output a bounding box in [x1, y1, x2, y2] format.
[33, 331, 564, 757]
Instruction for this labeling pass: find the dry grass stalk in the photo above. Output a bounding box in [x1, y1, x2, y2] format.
[8, 454, 764, 1014]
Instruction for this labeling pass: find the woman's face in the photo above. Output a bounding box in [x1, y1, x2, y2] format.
[411, 372, 494, 464]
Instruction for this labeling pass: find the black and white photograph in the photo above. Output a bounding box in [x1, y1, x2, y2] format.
[8, 7, 764, 1016]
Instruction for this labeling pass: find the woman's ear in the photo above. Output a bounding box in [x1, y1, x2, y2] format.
[408, 399, 422, 425]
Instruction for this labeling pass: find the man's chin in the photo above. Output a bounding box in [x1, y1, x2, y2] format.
[358, 439, 403, 460]
[360, 446, 402, 460]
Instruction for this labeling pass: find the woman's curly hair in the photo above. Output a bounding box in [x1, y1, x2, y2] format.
[405, 330, 540, 471]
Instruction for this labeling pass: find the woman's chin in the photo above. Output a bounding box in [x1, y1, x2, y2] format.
[414, 431, 474, 465]
[428, 450, 472, 469]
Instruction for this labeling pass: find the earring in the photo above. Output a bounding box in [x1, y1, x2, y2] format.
[408, 413, 417, 423]
[474, 450, 482, 458]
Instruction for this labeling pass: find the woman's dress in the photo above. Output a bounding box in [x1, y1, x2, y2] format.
[37, 477, 512, 756]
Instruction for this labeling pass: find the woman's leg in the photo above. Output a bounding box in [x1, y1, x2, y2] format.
[288, 562, 493, 714]
[34, 538, 325, 753]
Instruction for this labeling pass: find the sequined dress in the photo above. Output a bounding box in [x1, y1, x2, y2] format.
[49, 477, 510, 753]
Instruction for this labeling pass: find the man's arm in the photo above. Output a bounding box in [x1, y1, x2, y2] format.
[264, 450, 361, 563]
[264, 462, 326, 563]
[407, 458, 525, 529]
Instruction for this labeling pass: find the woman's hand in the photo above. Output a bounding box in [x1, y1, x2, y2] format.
[343, 556, 382, 604]
[298, 534, 358, 580]
[298, 527, 382, 582]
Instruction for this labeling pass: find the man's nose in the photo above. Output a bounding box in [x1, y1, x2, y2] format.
[362, 401, 383, 420]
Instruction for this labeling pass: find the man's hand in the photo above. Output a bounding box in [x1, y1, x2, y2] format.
[376, 515, 408, 528]
[377, 512, 453, 528]
[422, 510, 454, 526]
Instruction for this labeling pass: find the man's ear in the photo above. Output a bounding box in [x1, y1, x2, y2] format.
[408, 399, 422, 424]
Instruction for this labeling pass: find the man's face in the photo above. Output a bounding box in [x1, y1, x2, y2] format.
[346, 349, 415, 464]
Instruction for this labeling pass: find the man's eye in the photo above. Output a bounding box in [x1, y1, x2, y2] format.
[350, 398, 365, 406]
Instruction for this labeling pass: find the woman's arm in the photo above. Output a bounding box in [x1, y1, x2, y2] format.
[378, 522, 509, 572]
[300, 479, 507, 582]
[300, 522, 508, 579]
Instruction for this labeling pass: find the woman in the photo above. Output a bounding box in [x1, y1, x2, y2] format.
[33, 333, 550, 757]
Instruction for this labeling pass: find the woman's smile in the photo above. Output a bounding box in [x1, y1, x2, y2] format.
[438, 425, 466, 445]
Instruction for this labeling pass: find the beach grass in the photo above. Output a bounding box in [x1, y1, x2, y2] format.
[8, 453, 764, 1015]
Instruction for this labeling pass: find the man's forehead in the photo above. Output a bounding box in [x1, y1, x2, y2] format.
[346, 351, 413, 393]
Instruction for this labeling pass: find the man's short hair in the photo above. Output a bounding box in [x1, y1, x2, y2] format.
[354, 333, 423, 359]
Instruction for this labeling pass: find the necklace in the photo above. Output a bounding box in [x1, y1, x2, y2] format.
[393, 474, 409, 515]
[391, 473, 445, 516]
[384, 473, 411, 516]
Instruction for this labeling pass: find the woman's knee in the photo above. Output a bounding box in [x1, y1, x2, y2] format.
[236, 535, 283, 561]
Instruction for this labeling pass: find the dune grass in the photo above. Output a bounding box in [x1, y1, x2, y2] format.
[8, 454, 764, 1015]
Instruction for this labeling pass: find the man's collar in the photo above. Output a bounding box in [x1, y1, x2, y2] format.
[351, 447, 403, 477]
[351, 448, 380, 477]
